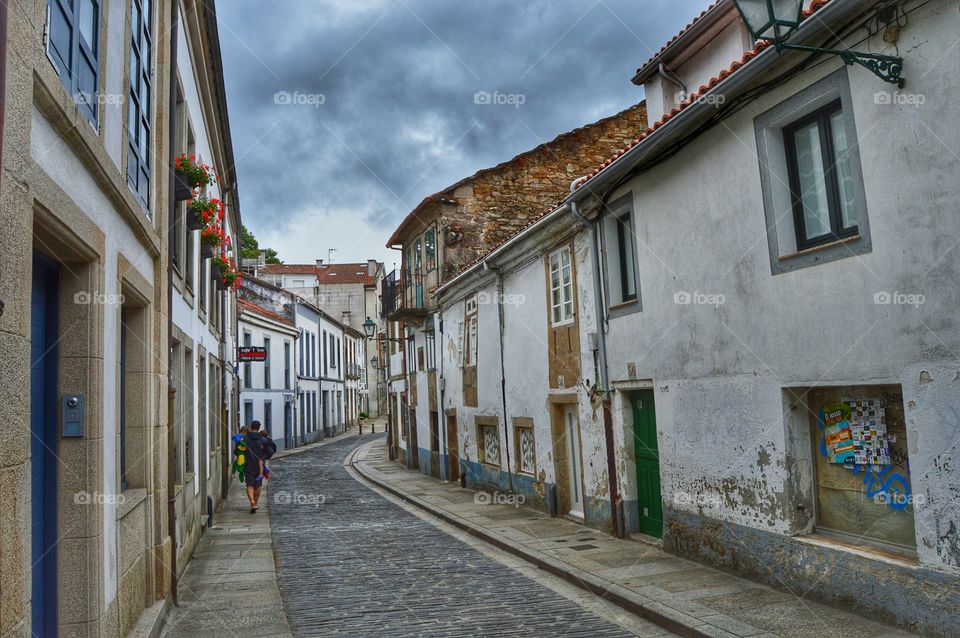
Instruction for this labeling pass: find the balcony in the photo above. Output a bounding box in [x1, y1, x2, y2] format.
[385, 272, 430, 325]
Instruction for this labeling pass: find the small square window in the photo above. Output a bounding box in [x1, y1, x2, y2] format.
[515, 425, 535, 475]
[477, 422, 500, 467]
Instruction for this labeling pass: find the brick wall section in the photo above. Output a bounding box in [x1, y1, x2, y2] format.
[438, 102, 647, 280]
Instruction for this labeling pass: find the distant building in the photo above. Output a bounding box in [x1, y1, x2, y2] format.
[261, 259, 386, 417]
[238, 299, 298, 449]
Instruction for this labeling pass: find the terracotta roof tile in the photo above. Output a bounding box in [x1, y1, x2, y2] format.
[316, 263, 377, 286]
[634, 0, 726, 80]
[261, 264, 317, 275]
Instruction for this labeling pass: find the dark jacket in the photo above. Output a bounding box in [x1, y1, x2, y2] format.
[243, 432, 268, 476]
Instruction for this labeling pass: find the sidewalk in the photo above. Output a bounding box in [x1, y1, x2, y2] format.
[159, 424, 380, 637]
[158, 479, 291, 638]
[351, 440, 916, 638]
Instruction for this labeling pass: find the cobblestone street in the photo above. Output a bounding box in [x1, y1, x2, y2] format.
[269, 434, 673, 637]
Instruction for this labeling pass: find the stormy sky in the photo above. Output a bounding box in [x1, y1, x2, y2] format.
[217, 0, 706, 269]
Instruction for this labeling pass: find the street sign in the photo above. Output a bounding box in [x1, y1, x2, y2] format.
[238, 346, 267, 362]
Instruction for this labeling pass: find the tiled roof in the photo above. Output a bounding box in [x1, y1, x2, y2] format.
[435, 0, 834, 290]
[316, 263, 377, 286]
[238, 298, 295, 327]
[261, 264, 317, 275]
[633, 0, 728, 82]
[575, 0, 832, 191]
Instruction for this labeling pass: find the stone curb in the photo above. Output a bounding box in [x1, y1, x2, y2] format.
[348, 441, 721, 638]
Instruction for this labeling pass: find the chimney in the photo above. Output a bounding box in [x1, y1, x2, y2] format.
[367, 259, 377, 276]
[316, 259, 324, 267]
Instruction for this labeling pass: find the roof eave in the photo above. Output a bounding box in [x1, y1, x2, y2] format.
[576, 0, 854, 202]
[632, 0, 733, 85]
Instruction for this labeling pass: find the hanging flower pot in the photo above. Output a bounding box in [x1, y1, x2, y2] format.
[187, 197, 220, 231]
[200, 242, 215, 259]
[221, 267, 241, 290]
[174, 172, 193, 202]
[174, 153, 217, 191]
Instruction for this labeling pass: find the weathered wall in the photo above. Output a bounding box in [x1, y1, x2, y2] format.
[592, 1, 960, 632]
[439, 103, 648, 280]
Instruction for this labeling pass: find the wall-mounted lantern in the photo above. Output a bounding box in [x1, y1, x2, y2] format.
[733, 0, 904, 86]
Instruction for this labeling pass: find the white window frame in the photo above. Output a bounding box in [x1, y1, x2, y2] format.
[548, 247, 574, 326]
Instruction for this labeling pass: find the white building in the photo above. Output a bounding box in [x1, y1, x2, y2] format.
[238, 298, 298, 448]
[319, 313, 347, 436]
[294, 299, 323, 445]
[168, 0, 242, 584]
[398, 0, 960, 633]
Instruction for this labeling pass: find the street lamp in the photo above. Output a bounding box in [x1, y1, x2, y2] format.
[362, 316, 377, 339]
[732, 0, 904, 87]
[371, 355, 379, 369]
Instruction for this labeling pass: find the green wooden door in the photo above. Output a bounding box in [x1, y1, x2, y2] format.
[632, 390, 663, 537]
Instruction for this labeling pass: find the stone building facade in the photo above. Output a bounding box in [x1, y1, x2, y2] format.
[0, 0, 239, 635]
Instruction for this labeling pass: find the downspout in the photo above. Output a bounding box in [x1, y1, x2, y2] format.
[166, 0, 180, 603]
[400, 322, 412, 468]
[483, 260, 514, 493]
[570, 180, 623, 538]
[658, 62, 688, 102]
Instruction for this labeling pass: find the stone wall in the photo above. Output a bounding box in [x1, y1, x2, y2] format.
[441, 102, 647, 278]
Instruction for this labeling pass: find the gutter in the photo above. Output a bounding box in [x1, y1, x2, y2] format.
[483, 260, 514, 493]
[166, 0, 180, 605]
[570, 183, 623, 538]
[573, 0, 857, 202]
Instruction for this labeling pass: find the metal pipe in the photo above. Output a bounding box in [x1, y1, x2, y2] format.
[483, 260, 514, 493]
[570, 181, 623, 538]
[658, 62, 688, 101]
[166, 0, 180, 604]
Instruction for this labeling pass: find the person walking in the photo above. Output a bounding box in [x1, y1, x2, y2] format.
[243, 420, 272, 513]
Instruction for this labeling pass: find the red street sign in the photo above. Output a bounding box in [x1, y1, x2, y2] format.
[238, 346, 267, 362]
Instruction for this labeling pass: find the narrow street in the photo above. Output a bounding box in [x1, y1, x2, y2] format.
[269, 434, 673, 637]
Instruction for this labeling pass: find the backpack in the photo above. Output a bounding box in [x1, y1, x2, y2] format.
[260, 436, 277, 461]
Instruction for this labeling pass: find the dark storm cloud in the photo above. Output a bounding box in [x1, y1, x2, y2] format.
[217, 0, 707, 262]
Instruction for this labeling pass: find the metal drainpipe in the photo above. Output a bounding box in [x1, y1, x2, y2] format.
[166, 0, 180, 603]
[658, 62, 688, 102]
[436, 309, 447, 479]
[483, 260, 514, 493]
[570, 181, 624, 538]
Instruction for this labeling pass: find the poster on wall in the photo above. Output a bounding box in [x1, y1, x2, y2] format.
[823, 403, 855, 464]
[846, 398, 890, 469]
